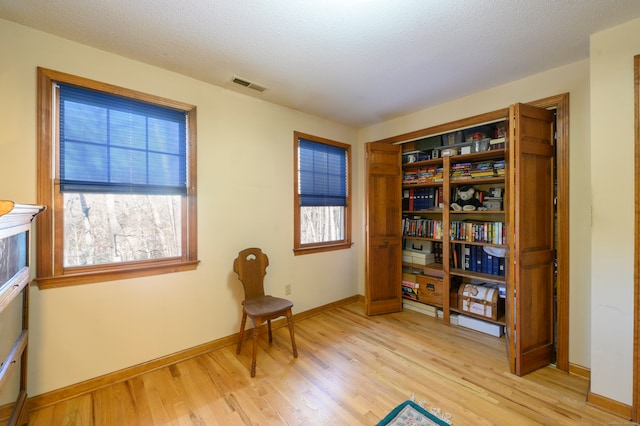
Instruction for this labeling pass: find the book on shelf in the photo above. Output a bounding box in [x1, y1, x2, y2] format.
[483, 251, 493, 274]
[403, 298, 437, 317]
[470, 245, 477, 272]
[464, 246, 471, 269]
[451, 245, 459, 268]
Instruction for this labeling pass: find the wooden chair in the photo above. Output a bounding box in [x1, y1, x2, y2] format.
[233, 247, 298, 377]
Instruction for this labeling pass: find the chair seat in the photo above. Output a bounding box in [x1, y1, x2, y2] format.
[244, 295, 293, 317]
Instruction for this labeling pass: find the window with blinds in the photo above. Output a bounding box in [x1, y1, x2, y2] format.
[293, 132, 352, 255]
[36, 68, 199, 288]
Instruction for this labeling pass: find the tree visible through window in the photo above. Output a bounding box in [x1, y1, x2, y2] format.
[63, 193, 182, 266]
[300, 206, 344, 244]
[293, 132, 352, 255]
[36, 68, 199, 288]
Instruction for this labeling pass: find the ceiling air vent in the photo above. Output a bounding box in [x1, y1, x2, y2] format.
[232, 75, 268, 93]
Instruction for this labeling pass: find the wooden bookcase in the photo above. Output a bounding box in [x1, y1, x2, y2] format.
[401, 126, 508, 330]
[365, 103, 556, 376]
[0, 201, 44, 425]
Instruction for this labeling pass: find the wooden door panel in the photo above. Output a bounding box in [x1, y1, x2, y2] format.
[508, 103, 556, 376]
[367, 239, 403, 312]
[518, 260, 554, 346]
[365, 142, 403, 315]
[518, 155, 554, 252]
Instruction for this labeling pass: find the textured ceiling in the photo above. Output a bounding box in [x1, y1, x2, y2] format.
[2, 0, 640, 127]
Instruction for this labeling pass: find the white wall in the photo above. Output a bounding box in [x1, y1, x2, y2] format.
[357, 60, 594, 371]
[0, 19, 361, 396]
[589, 18, 640, 406]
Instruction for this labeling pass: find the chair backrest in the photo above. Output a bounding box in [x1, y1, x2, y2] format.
[233, 247, 269, 300]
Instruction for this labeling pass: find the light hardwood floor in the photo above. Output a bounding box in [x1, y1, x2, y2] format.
[29, 301, 627, 425]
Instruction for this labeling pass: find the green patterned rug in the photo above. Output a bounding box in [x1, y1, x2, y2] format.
[376, 398, 452, 426]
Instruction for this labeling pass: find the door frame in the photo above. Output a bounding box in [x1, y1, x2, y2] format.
[369, 93, 570, 372]
[633, 54, 640, 421]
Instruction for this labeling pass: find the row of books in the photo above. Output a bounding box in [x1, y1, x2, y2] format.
[402, 217, 443, 239]
[450, 220, 505, 244]
[403, 187, 443, 211]
[451, 244, 506, 276]
[404, 219, 505, 244]
[450, 160, 506, 180]
[402, 166, 443, 184]
[404, 161, 505, 186]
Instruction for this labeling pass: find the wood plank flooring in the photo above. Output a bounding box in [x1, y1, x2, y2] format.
[29, 301, 626, 425]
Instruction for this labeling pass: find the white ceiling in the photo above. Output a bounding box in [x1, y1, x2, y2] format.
[2, 0, 640, 127]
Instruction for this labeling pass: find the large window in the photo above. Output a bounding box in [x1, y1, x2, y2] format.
[293, 132, 352, 255]
[36, 68, 198, 288]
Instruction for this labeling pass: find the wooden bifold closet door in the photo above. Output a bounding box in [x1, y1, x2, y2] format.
[506, 103, 555, 376]
[364, 142, 403, 316]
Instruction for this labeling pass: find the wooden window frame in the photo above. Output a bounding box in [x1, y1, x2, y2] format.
[35, 67, 199, 289]
[293, 131, 352, 255]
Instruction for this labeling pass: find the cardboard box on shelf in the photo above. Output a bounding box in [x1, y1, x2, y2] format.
[458, 315, 504, 337]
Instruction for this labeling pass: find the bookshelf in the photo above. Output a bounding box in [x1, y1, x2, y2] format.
[401, 122, 508, 329]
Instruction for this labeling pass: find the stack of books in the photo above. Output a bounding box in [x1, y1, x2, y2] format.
[403, 166, 444, 184]
[451, 160, 505, 180]
[469, 161, 496, 178]
[402, 281, 419, 300]
[450, 162, 471, 180]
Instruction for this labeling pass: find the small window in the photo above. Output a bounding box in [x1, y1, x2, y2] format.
[36, 68, 199, 288]
[293, 131, 352, 255]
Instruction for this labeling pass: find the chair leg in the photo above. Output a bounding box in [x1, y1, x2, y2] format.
[236, 311, 247, 354]
[267, 320, 273, 343]
[287, 309, 298, 358]
[251, 319, 261, 377]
